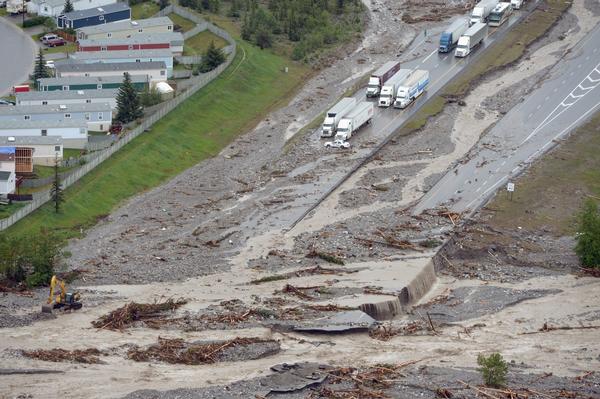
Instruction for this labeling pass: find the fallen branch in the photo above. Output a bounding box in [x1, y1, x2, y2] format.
[457, 380, 501, 399]
[91, 298, 187, 331]
[306, 248, 345, 265]
[520, 322, 600, 335]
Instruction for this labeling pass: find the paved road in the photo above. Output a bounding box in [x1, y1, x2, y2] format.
[413, 23, 600, 215]
[0, 17, 36, 97]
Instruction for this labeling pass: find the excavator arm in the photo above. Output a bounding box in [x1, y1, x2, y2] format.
[42, 275, 82, 313]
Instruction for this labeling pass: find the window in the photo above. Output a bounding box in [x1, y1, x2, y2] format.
[97, 84, 102, 89]
[107, 33, 112, 38]
[160, 70, 165, 76]
[168, 25, 172, 30]
[65, 113, 71, 118]
[41, 129, 47, 136]
[85, 113, 90, 120]
[54, 145, 61, 152]
[24, 115, 31, 120]
[98, 112, 103, 120]
[128, 44, 133, 50]
[99, 15, 104, 21]
[99, 124, 103, 130]
[42, 101, 48, 105]
[62, 85, 69, 90]
[135, 59, 140, 63]
[101, 46, 107, 51]
[85, 73, 90, 77]
[86, 99, 92, 103]
[138, 28, 143, 32]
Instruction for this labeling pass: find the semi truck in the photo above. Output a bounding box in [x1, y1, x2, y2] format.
[454, 22, 488, 57]
[438, 17, 469, 53]
[488, 2, 513, 27]
[366, 61, 401, 98]
[393, 70, 429, 109]
[321, 97, 357, 137]
[469, 0, 499, 25]
[335, 102, 374, 141]
[378, 69, 412, 108]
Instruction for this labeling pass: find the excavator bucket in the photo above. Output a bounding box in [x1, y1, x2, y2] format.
[41, 304, 54, 313]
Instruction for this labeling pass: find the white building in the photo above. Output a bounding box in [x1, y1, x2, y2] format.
[0, 147, 16, 195]
[0, 136, 64, 166]
[56, 61, 167, 83]
[77, 17, 174, 40]
[28, 0, 117, 17]
[0, 103, 112, 132]
[68, 49, 174, 77]
[0, 120, 88, 149]
[16, 89, 119, 110]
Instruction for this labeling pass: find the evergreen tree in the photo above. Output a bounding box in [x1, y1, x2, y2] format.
[115, 72, 143, 124]
[159, 0, 169, 10]
[33, 48, 50, 83]
[575, 200, 600, 268]
[227, 0, 240, 17]
[51, 157, 63, 214]
[255, 27, 272, 49]
[241, 13, 252, 40]
[196, 41, 225, 73]
[63, 0, 74, 13]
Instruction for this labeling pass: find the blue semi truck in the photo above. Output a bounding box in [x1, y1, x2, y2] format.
[438, 17, 469, 53]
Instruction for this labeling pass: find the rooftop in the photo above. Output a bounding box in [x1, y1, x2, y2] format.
[16, 89, 119, 101]
[38, 74, 149, 86]
[77, 16, 173, 35]
[70, 48, 173, 61]
[0, 120, 88, 129]
[0, 103, 112, 116]
[62, 2, 130, 21]
[57, 61, 167, 74]
[0, 136, 63, 146]
[78, 32, 184, 47]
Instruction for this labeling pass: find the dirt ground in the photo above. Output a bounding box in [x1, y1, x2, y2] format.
[1, 0, 600, 398]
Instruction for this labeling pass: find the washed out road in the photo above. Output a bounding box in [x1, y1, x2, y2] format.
[413, 22, 600, 215]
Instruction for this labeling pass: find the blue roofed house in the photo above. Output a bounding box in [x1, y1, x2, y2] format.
[0, 103, 113, 132]
[57, 2, 131, 29]
[0, 147, 16, 195]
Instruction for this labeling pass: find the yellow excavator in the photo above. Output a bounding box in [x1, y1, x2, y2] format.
[41, 275, 83, 313]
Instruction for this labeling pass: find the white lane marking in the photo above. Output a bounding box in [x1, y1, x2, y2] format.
[475, 187, 481, 193]
[501, 160, 506, 166]
[512, 166, 519, 173]
[520, 61, 600, 145]
[545, 96, 549, 101]
[442, 56, 449, 61]
[434, 63, 439, 68]
[528, 112, 533, 119]
[465, 176, 508, 210]
[495, 167, 501, 172]
[536, 104, 541, 109]
[482, 180, 488, 186]
[464, 179, 469, 185]
[422, 49, 438, 63]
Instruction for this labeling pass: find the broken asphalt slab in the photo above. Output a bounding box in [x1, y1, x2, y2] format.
[292, 310, 376, 333]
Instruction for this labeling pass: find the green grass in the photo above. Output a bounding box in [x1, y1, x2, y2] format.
[183, 30, 228, 56]
[485, 111, 600, 236]
[0, 8, 7, 16]
[0, 202, 26, 219]
[43, 43, 77, 55]
[131, 2, 160, 19]
[63, 149, 83, 159]
[169, 12, 196, 32]
[6, 40, 309, 237]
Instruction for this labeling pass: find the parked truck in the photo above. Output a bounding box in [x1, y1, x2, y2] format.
[454, 22, 488, 57]
[393, 70, 429, 109]
[335, 102, 374, 141]
[366, 61, 401, 98]
[321, 97, 357, 138]
[6, 0, 25, 14]
[438, 17, 469, 53]
[378, 69, 412, 108]
[469, 0, 499, 25]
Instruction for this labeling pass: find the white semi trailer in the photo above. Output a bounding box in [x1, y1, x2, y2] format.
[470, 0, 499, 25]
[378, 69, 412, 108]
[321, 97, 357, 138]
[454, 22, 488, 57]
[335, 102, 374, 141]
[366, 61, 401, 98]
[393, 70, 430, 109]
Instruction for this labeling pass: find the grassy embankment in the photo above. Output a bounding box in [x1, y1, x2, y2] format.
[484, 112, 600, 235]
[169, 12, 196, 32]
[7, 24, 309, 238]
[183, 30, 229, 55]
[131, 1, 160, 19]
[397, 0, 571, 135]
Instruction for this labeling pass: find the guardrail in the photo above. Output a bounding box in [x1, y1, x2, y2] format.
[0, 8, 237, 231]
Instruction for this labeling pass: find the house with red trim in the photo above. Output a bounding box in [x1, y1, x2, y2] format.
[77, 32, 184, 55]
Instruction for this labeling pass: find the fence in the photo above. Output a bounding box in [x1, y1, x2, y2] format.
[173, 69, 193, 79]
[0, 10, 236, 231]
[175, 45, 235, 65]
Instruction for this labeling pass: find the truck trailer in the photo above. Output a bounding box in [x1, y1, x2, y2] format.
[335, 102, 374, 141]
[439, 17, 469, 53]
[378, 69, 412, 108]
[454, 22, 488, 57]
[469, 0, 499, 25]
[393, 70, 429, 109]
[321, 97, 357, 137]
[366, 61, 401, 98]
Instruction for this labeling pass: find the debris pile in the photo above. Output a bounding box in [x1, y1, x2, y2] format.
[306, 248, 346, 265]
[22, 348, 103, 364]
[127, 337, 279, 364]
[369, 321, 429, 341]
[91, 298, 187, 330]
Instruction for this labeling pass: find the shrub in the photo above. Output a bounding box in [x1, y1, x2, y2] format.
[140, 87, 163, 107]
[477, 353, 508, 388]
[23, 16, 50, 28]
[575, 200, 600, 268]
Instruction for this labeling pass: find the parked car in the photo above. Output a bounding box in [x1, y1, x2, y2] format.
[0, 99, 15, 106]
[109, 123, 123, 135]
[46, 38, 67, 47]
[41, 34, 59, 43]
[324, 139, 351, 149]
[45, 60, 55, 69]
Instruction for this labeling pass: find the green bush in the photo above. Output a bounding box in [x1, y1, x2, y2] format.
[575, 200, 600, 268]
[477, 353, 508, 388]
[22, 16, 50, 28]
[140, 87, 163, 107]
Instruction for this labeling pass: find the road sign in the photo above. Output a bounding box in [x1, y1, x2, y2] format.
[507, 182, 515, 192]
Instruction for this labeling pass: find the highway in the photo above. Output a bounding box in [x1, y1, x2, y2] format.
[0, 17, 36, 97]
[413, 22, 600, 215]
